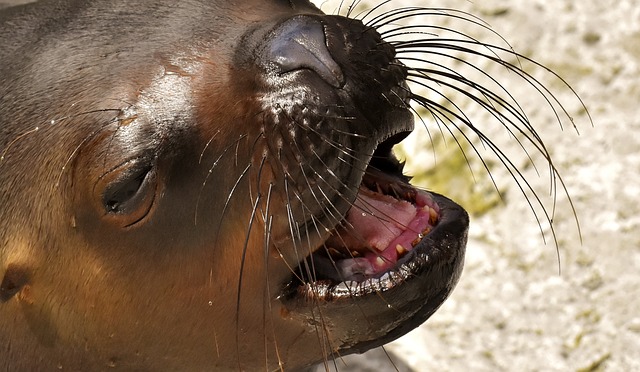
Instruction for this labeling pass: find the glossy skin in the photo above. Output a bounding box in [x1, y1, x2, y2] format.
[0, 0, 467, 370]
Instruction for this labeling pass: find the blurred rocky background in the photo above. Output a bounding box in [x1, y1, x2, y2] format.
[313, 0, 640, 371]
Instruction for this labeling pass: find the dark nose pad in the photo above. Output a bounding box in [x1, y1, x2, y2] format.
[265, 16, 344, 88]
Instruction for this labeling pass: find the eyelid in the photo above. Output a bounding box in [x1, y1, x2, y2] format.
[93, 156, 158, 228]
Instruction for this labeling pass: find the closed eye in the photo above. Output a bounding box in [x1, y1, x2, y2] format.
[96, 157, 158, 227]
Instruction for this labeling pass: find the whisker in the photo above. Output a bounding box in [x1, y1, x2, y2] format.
[195, 134, 248, 224]
[261, 182, 284, 371]
[0, 126, 41, 163]
[199, 130, 221, 164]
[235, 192, 262, 371]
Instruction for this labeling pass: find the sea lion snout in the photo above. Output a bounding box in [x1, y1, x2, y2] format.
[246, 13, 417, 262]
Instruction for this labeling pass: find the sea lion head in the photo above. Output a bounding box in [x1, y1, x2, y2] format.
[0, 0, 576, 370]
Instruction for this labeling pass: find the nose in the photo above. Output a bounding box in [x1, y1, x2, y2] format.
[263, 16, 344, 88]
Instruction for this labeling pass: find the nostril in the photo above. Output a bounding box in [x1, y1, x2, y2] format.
[266, 16, 344, 88]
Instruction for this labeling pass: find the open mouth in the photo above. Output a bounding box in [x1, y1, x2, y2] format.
[315, 171, 439, 282]
[282, 133, 468, 304]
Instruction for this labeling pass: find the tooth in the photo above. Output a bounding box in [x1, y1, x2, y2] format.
[375, 256, 386, 267]
[429, 208, 438, 222]
[326, 247, 338, 258]
[411, 232, 425, 247]
[396, 244, 406, 255]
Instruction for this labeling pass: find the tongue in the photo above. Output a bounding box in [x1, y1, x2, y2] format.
[332, 186, 418, 251]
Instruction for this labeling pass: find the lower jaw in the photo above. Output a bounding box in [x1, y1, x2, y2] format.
[276, 192, 467, 359]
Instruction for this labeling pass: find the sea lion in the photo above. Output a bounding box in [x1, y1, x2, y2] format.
[0, 0, 578, 370]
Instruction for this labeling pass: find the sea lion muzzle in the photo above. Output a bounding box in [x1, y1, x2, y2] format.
[236, 12, 469, 358]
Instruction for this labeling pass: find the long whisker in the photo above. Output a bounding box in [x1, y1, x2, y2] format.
[235, 191, 261, 371]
